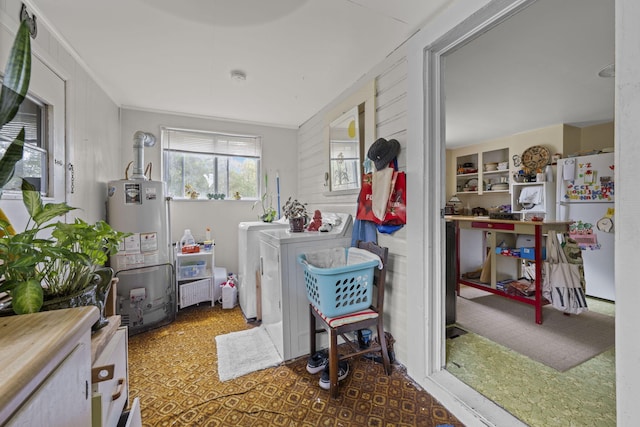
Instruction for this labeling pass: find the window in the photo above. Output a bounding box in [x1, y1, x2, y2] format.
[162, 128, 261, 199]
[0, 95, 48, 194]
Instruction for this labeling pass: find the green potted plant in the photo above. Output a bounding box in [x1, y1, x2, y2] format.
[253, 173, 277, 222]
[0, 21, 129, 327]
[282, 196, 308, 232]
[0, 180, 129, 321]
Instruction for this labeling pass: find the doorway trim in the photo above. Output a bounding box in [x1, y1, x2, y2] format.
[406, 0, 536, 424]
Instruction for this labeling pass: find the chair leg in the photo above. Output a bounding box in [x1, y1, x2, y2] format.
[309, 305, 317, 356]
[329, 329, 339, 398]
[377, 323, 391, 375]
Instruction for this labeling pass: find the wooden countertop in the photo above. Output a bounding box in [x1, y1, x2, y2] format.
[0, 306, 99, 423]
[445, 215, 572, 226]
[91, 315, 122, 363]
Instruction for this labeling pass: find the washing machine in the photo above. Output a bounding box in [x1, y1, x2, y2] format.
[237, 220, 289, 321]
[258, 213, 353, 361]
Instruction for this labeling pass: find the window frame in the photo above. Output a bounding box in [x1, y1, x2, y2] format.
[0, 48, 66, 208]
[0, 92, 49, 195]
[161, 127, 263, 200]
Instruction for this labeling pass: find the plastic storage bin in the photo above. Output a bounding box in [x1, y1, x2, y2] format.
[179, 261, 206, 279]
[520, 247, 546, 260]
[297, 247, 380, 318]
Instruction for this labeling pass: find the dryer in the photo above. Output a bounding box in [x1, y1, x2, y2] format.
[237, 220, 288, 321]
[258, 213, 353, 360]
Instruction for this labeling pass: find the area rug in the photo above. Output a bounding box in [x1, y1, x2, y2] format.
[215, 326, 283, 381]
[456, 294, 615, 372]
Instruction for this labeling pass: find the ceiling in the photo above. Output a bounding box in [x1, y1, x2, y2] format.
[444, 0, 615, 148]
[27, 0, 452, 128]
[26, 0, 614, 145]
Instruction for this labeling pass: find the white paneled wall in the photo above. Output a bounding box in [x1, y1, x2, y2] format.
[297, 49, 410, 364]
[67, 72, 121, 221]
[0, 0, 121, 223]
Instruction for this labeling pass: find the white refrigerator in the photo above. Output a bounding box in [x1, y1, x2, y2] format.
[556, 152, 615, 301]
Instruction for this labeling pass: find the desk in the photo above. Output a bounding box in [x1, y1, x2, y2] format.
[450, 216, 570, 324]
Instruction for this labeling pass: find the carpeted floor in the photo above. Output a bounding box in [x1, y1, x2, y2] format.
[447, 288, 616, 426]
[456, 293, 615, 371]
[128, 304, 463, 426]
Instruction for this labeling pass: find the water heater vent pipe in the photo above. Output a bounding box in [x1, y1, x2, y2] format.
[131, 131, 156, 180]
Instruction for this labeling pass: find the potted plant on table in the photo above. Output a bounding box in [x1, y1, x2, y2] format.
[0, 20, 129, 328]
[282, 196, 308, 232]
[0, 185, 129, 325]
[0, 179, 129, 326]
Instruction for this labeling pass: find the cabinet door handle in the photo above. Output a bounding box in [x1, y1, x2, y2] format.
[112, 378, 125, 401]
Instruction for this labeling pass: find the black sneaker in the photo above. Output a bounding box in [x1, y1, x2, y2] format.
[306, 350, 328, 374]
[319, 361, 350, 390]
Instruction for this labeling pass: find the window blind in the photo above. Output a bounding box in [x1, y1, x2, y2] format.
[163, 128, 261, 157]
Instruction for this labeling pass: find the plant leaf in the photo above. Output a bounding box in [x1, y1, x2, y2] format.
[0, 20, 31, 127]
[32, 202, 76, 226]
[20, 179, 43, 219]
[0, 207, 16, 236]
[11, 279, 43, 314]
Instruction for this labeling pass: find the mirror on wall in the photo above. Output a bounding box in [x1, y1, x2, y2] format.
[329, 105, 363, 192]
[324, 80, 375, 195]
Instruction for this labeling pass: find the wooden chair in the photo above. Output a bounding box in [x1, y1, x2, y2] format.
[308, 240, 391, 398]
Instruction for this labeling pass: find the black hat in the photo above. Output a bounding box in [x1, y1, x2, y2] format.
[367, 138, 400, 170]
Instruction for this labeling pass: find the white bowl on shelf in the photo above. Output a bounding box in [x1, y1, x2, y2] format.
[497, 161, 509, 170]
[491, 183, 509, 191]
[484, 162, 498, 171]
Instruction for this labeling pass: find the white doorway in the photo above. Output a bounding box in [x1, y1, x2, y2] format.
[406, 0, 616, 425]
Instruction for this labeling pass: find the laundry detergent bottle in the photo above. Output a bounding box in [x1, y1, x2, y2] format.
[180, 229, 196, 253]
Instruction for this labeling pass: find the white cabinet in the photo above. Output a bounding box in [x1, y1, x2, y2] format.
[175, 248, 216, 309]
[455, 152, 479, 194]
[92, 327, 129, 427]
[6, 343, 92, 426]
[454, 147, 510, 195]
[121, 397, 142, 427]
[511, 181, 556, 220]
[1, 308, 99, 427]
[481, 148, 510, 193]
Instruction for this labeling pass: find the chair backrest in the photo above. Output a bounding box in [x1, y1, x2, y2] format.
[356, 241, 389, 313]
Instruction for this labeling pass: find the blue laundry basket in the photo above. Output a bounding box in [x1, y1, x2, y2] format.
[297, 248, 379, 318]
